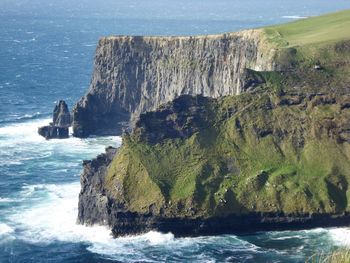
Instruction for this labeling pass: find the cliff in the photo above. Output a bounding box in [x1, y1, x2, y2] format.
[78, 90, 350, 236]
[77, 10, 350, 237]
[72, 30, 275, 137]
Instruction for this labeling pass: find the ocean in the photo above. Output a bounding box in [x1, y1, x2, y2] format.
[1, 1, 350, 262]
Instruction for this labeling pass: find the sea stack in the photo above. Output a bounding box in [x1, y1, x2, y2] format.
[38, 100, 72, 139]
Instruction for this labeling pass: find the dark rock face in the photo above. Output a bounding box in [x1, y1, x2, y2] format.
[78, 146, 118, 225]
[53, 100, 71, 128]
[38, 125, 69, 139]
[133, 95, 215, 143]
[109, 212, 350, 237]
[38, 100, 72, 139]
[72, 30, 275, 137]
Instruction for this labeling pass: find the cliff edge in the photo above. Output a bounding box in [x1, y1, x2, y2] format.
[72, 30, 275, 137]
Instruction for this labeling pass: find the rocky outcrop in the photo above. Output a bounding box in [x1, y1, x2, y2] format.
[133, 95, 215, 144]
[78, 146, 118, 225]
[53, 100, 71, 128]
[77, 91, 350, 237]
[72, 30, 274, 137]
[38, 100, 72, 139]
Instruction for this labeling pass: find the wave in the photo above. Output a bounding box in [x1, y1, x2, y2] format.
[0, 223, 15, 243]
[328, 227, 350, 246]
[0, 118, 51, 140]
[6, 181, 259, 261]
[5, 180, 349, 261]
[0, 197, 17, 203]
[270, 235, 304, 241]
[10, 182, 113, 245]
[12, 183, 175, 247]
[0, 112, 46, 125]
[0, 223, 14, 235]
[0, 118, 121, 167]
[282, 15, 308, 19]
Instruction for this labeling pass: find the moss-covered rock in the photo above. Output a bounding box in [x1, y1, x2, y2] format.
[106, 89, 350, 215]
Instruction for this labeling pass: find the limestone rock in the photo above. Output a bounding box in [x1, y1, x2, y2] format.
[72, 30, 276, 137]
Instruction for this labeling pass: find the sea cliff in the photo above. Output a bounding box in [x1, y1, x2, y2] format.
[77, 10, 350, 237]
[72, 30, 275, 137]
[78, 91, 350, 236]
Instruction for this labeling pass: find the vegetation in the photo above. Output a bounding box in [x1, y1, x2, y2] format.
[264, 9, 350, 89]
[307, 249, 350, 263]
[104, 10, 350, 218]
[265, 10, 350, 47]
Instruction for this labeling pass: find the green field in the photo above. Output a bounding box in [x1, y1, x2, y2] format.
[265, 9, 350, 47]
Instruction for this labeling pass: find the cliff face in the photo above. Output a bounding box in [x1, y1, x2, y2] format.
[72, 30, 275, 137]
[78, 92, 350, 237]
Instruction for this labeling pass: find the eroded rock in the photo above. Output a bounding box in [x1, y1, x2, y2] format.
[38, 100, 72, 139]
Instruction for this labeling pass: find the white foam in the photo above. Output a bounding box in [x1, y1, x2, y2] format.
[0, 223, 16, 243]
[328, 228, 350, 247]
[0, 118, 50, 142]
[9, 181, 178, 261]
[11, 182, 114, 245]
[0, 197, 17, 203]
[0, 118, 121, 167]
[282, 15, 308, 19]
[142, 231, 175, 245]
[272, 235, 304, 241]
[0, 223, 14, 236]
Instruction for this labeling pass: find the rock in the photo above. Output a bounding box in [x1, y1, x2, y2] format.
[38, 125, 69, 139]
[78, 146, 118, 226]
[53, 100, 71, 128]
[38, 100, 72, 139]
[72, 30, 277, 137]
[133, 95, 214, 144]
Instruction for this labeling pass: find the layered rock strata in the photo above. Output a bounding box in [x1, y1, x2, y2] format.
[72, 30, 275, 137]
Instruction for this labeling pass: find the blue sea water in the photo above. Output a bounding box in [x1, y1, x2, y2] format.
[1, 1, 350, 262]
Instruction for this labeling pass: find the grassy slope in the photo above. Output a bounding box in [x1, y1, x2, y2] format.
[105, 10, 350, 218]
[265, 9, 350, 47]
[307, 249, 350, 263]
[106, 91, 350, 217]
[264, 9, 350, 89]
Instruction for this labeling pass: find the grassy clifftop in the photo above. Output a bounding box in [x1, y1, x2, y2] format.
[263, 9, 350, 90]
[103, 10, 350, 220]
[265, 9, 350, 47]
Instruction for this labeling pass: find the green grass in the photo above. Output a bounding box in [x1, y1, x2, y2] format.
[307, 249, 350, 263]
[265, 9, 350, 47]
[263, 10, 350, 89]
[105, 90, 350, 217]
